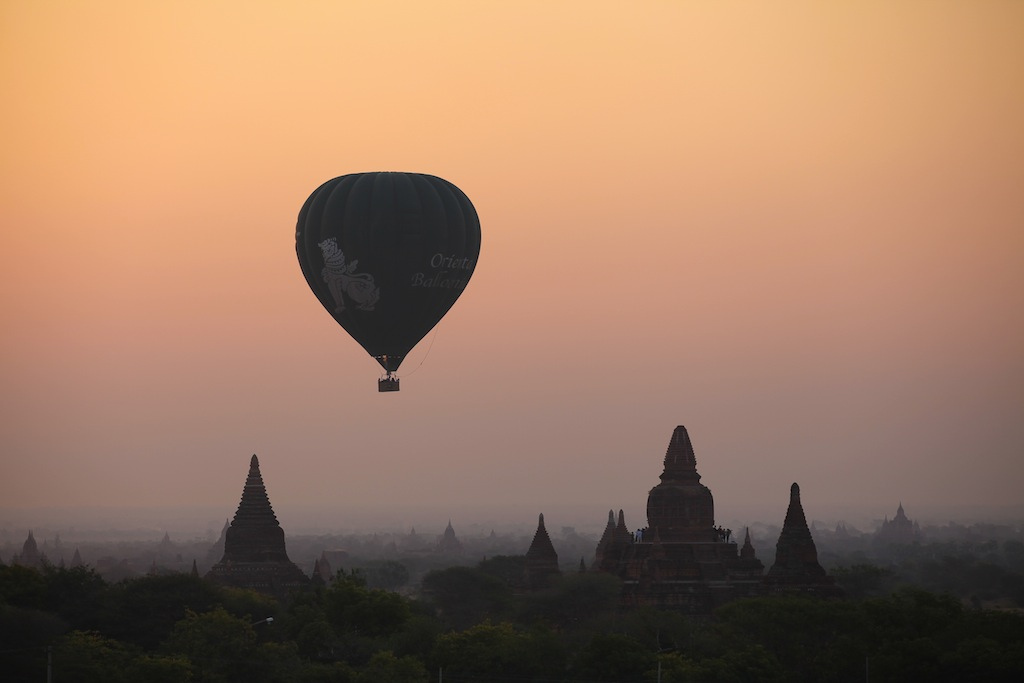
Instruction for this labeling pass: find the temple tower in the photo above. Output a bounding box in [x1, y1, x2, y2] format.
[875, 502, 923, 545]
[766, 483, 840, 596]
[646, 426, 716, 541]
[594, 426, 766, 613]
[437, 520, 464, 554]
[206, 455, 308, 598]
[524, 513, 560, 589]
[14, 531, 43, 568]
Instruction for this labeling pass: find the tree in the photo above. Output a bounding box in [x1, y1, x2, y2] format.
[830, 563, 893, 598]
[517, 572, 622, 630]
[711, 596, 867, 680]
[161, 606, 263, 682]
[355, 561, 410, 591]
[95, 573, 226, 648]
[420, 565, 513, 629]
[324, 571, 411, 638]
[432, 621, 565, 681]
[0, 563, 47, 607]
[354, 650, 428, 683]
[51, 630, 133, 683]
[570, 632, 656, 682]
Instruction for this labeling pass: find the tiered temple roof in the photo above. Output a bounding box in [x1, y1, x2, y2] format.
[765, 483, 840, 596]
[591, 426, 839, 613]
[646, 426, 716, 542]
[524, 513, 560, 589]
[206, 454, 308, 598]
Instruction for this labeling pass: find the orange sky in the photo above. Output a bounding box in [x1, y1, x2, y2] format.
[2, 2, 1022, 533]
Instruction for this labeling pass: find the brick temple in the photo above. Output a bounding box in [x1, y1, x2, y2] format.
[524, 513, 561, 589]
[590, 425, 839, 613]
[206, 454, 308, 598]
[874, 502, 923, 545]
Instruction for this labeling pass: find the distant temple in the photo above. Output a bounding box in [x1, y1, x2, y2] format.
[436, 520, 464, 555]
[11, 530, 46, 568]
[587, 426, 839, 613]
[875, 502, 923, 545]
[524, 513, 561, 589]
[206, 454, 308, 598]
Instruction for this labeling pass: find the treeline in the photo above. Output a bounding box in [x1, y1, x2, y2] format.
[826, 538, 1024, 607]
[2, 558, 1023, 682]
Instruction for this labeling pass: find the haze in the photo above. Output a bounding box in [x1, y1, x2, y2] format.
[2, 2, 1022, 536]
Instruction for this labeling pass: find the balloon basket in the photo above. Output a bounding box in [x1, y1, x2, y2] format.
[378, 377, 400, 392]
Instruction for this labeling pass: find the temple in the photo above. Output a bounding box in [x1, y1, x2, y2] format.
[436, 520, 464, 555]
[765, 483, 841, 596]
[874, 502, 923, 545]
[206, 454, 308, 598]
[11, 530, 46, 568]
[524, 513, 561, 589]
[589, 426, 839, 613]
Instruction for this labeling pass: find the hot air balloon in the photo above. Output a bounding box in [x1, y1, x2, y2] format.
[296, 172, 481, 391]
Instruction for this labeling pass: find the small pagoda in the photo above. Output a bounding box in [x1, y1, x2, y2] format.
[523, 513, 561, 589]
[765, 483, 842, 597]
[206, 454, 308, 598]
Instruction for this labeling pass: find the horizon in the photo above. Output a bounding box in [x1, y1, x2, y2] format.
[3, 498, 1022, 545]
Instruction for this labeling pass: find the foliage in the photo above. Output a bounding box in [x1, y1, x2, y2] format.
[831, 563, 894, 598]
[569, 632, 655, 682]
[354, 650, 428, 683]
[517, 571, 623, 629]
[0, 563, 48, 606]
[420, 565, 514, 629]
[353, 560, 410, 591]
[5, 558, 1024, 681]
[95, 573, 226, 648]
[710, 595, 868, 680]
[51, 630, 136, 683]
[477, 554, 527, 584]
[324, 570, 412, 638]
[431, 620, 565, 681]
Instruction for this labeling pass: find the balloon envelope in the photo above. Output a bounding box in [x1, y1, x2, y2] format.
[296, 172, 481, 376]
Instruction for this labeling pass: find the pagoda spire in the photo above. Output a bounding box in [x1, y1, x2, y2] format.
[660, 425, 701, 483]
[524, 513, 560, 588]
[647, 426, 715, 541]
[740, 527, 757, 559]
[229, 454, 281, 535]
[526, 513, 558, 561]
[592, 509, 617, 571]
[615, 509, 632, 545]
[206, 454, 308, 596]
[767, 483, 834, 589]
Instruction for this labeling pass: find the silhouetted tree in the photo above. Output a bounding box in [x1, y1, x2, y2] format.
[431, 621, 565, 681]
[420, 565, 513, 629]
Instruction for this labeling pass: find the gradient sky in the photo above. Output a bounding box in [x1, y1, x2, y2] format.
[2, 2, 1022, 533]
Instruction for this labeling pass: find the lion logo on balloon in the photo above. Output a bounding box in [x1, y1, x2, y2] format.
[317, 238, 380, 313]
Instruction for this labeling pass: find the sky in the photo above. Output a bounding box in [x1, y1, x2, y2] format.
[2, 1, 1022, 535]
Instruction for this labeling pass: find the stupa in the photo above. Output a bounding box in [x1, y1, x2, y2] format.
[524, 513, 561, 589]
[206, 454, 308, 598]
[592, 426, 766, 613]
[765, 483, 841, 597]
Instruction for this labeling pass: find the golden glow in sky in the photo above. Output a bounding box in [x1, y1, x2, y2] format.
[1, 2, 1022, 529]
